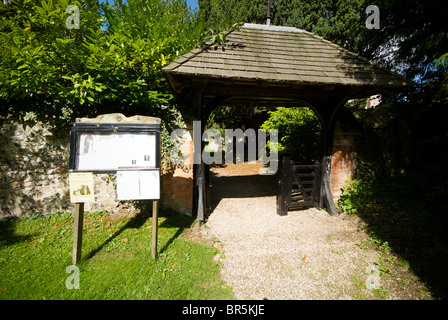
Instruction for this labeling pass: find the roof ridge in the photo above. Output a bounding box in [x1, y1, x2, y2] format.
[242, 23, 306, 33]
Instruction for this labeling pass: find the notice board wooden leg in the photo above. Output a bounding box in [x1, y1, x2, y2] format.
[151, 200, 158, 260]
[72, 202, 84, 265]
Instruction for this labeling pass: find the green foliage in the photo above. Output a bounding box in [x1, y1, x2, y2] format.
[336, 179, 363, 215]
[206, 105, 268, 132]
[199, 0, 265, 30]
[0, 0, 204, 169]
[199, 0, 366, 52]
[260, 107, 321, 163]
[0, 0, 201, 109]
[279, 0, 366, 52]
[359, 0, 448, 79]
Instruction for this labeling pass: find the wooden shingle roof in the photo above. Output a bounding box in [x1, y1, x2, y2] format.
[163, 23, 412, 91]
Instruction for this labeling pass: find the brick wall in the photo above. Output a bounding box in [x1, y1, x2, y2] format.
[161, 135, 193, 215]
[161, 168, 193, 215]
[329, 114, 360, 201]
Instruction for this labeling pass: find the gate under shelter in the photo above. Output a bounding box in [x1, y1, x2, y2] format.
[277, 156, 337, 216]
[162, 23, 413, 221]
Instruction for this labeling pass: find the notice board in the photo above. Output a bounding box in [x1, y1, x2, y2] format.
[68, 114, 161, 201]
[69, 122, 160, 172]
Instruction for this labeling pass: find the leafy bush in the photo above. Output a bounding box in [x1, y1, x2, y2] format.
[337, 179, 364, 215]
[0, 0, 204, 170]
[260, 107, 322, 163]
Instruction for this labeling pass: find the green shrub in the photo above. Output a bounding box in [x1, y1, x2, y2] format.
[260, 107, 322, 163]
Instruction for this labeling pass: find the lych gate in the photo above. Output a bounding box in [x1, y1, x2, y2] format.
[162, 23, 412, 221]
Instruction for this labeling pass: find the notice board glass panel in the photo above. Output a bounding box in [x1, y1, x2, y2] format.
[75, 132, 157, 171]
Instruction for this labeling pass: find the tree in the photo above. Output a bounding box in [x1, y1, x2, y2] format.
[0, 1, 103, 118]
[199, 0, 264, 30]
[199, 0, 366, 52]
[358, 0, 448, 79]
[0, 0, 203, 130]
[260, 107, 322, 163]
[0, 0, 204, 169]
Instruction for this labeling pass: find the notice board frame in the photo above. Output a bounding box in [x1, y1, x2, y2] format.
[69, 122, 161, 173]
[68, 118, 162, 263]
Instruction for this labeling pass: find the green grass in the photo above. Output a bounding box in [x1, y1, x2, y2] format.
[338, 176, 448, 299]
[0, 210, 234, 300]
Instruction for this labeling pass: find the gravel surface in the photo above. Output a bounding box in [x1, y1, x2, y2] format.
[204, 163, 381, 300]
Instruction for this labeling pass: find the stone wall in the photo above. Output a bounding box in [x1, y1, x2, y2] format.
[0, 120, 71, 216]
[0, 119, 193, 217]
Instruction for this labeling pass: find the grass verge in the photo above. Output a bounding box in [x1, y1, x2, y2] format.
[338, 176, 448, 299]
[0, 209, 234, 300]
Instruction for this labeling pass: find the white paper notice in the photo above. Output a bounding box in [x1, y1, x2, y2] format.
[116, 170, 160, 200]
[76, 132, 156, 171]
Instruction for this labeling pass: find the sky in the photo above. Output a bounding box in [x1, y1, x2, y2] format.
[186, 0, 199, 10]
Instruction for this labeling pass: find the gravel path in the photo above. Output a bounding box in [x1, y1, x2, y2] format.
[204, 163, 380, 300]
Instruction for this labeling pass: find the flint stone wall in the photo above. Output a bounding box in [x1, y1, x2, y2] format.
[0, 119, 192, 217]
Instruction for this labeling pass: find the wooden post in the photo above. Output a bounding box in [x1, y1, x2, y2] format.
[205, 164, 211, 212]
[277, 157, 292, 216]
[197, 162, 206, 222]
[192, 80, 207, 222]
[151, 200, 158, 259]
[321, 173, 338, 216]
[72, 202, 84, 265]
[319, 156, 338, 216]
[313, 160, 322, 209]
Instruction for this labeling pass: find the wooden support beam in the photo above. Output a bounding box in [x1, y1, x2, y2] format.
[319, 157, 338, 216]
[313, 161, 322, 209]
[277, 157, 292, 216]
[72, 202, 84, 265]
[197, 162, 206, 222]
[192, 80, 208, 222]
